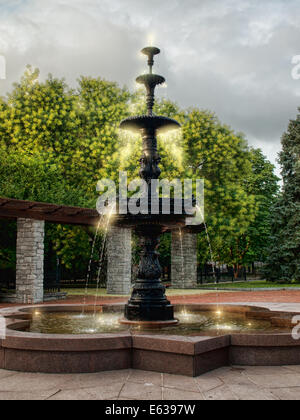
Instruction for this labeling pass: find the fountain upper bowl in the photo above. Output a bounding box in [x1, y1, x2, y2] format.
[119, 115, 181, 134]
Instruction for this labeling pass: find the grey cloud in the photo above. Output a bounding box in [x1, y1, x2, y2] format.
[0, 0, 299, 175]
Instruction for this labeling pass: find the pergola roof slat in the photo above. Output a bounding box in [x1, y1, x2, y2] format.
[0, 197, 99, 226]
[0, 197, 203, 233]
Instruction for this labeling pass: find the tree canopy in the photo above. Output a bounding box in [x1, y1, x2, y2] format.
[0, 68, 280, 279]
[264, 109, 300, 283]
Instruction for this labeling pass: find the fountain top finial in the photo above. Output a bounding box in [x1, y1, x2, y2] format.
[141, 46, 160, 74]
[136, 46, 165, 116]
[119, 45, 180, 133]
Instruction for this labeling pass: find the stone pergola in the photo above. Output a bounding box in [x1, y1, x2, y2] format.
[0, 197, 200, 303]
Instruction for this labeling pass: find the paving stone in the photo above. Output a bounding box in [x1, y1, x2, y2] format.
[195, 375, 224, 392]
[128, 370, 162, 386]
[203, 384, 238, 400]
[227, 385, 278, 400]
[247, 373, 300, 388]
[270, 387, 300, 400]
[120, 381, 162, 400]
[0, 370, 19, 380]
[282, 366, 300, 374]
[210, 367, 252, 386]
[0, 367, 298, 400]
[48, 383, 123, 400]
[163, 387, 204, 400]
[0, 389, 60, 401]
[61, 370, 131, 390]
[163, 373, 199, 392]
[0, 372, 70, 392]
[241, 366, 294, 376]
[219, 372, 258, 387]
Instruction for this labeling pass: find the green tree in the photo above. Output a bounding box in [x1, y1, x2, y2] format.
[264, 109, 300, 283]
[181, 109, 256, 273]
[0, 68, 280, 282]
[223, 148, 279, 275]
[0, 69, 131, 278]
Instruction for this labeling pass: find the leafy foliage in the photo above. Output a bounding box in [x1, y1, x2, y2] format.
[0, 68, 280, 279]
[264, 109, 300, 283]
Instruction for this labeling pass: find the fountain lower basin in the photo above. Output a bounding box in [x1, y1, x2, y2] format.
[1, 303, 300, 376]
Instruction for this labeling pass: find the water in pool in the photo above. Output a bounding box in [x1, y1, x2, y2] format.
[25, 309, 284, 335]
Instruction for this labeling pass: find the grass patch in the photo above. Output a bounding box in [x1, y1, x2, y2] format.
[61, 282, 300, 298]
[61, 288, 126, 297]
[61, 288, 228, 297]
[198, 281, 300, 289]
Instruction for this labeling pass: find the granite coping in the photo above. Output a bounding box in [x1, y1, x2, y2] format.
[132, 334, 230, 355]
[0, 303, 300, 375]
[1, 303, 300, 353]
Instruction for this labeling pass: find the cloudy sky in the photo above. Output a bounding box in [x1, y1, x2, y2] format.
[0, 0, 299, 175]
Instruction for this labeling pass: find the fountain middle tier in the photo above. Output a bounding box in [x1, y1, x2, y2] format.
[114, 197, 195, 230]
[120, 115, 181, 134]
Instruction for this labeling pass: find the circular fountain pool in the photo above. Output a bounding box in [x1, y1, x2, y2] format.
[23, 308, 282, 336]
[1, 303, 299, 375]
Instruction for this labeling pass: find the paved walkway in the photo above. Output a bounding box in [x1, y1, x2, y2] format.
[2, 290, 300, 310]
[169, 290, 300, 304]
[0, 366, 299, 400]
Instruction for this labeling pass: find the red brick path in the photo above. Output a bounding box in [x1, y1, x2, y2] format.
[169, 290, 300, 304]
[1, 290, 300, 309]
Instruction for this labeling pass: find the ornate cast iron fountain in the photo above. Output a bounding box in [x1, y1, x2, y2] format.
[119, 46, 193, 325]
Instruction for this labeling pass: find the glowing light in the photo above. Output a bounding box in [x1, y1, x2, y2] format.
[34, 310, 41, 316]
[158, 130, 184, 169]
[180, 310, 192, 322]
[216, 310, 222, 316]
[72, 314, 87, 319]
[147, 33, 155, 46]
[86, 329, 96, 333]
[223, 325, 232, 330]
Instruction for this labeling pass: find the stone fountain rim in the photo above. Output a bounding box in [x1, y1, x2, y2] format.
[1, 303, 300, 375]
[1, 302, 299, 343]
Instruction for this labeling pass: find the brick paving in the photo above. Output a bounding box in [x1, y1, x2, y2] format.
[2, 289, 300, 309]
[0, 366, 299, 400]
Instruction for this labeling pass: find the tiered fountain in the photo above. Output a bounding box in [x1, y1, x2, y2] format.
[1, 46, 299, 375]
[118, 46, 192, 325]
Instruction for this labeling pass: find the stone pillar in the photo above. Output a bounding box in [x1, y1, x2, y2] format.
[171, 230, 197, 289]
[16, 218, 45, 304]
[107, 226, 132, 295]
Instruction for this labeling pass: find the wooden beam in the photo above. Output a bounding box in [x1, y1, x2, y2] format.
[0, 198, 99, 226]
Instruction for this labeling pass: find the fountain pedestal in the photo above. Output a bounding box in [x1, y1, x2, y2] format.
[124, 224, 174, 322]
